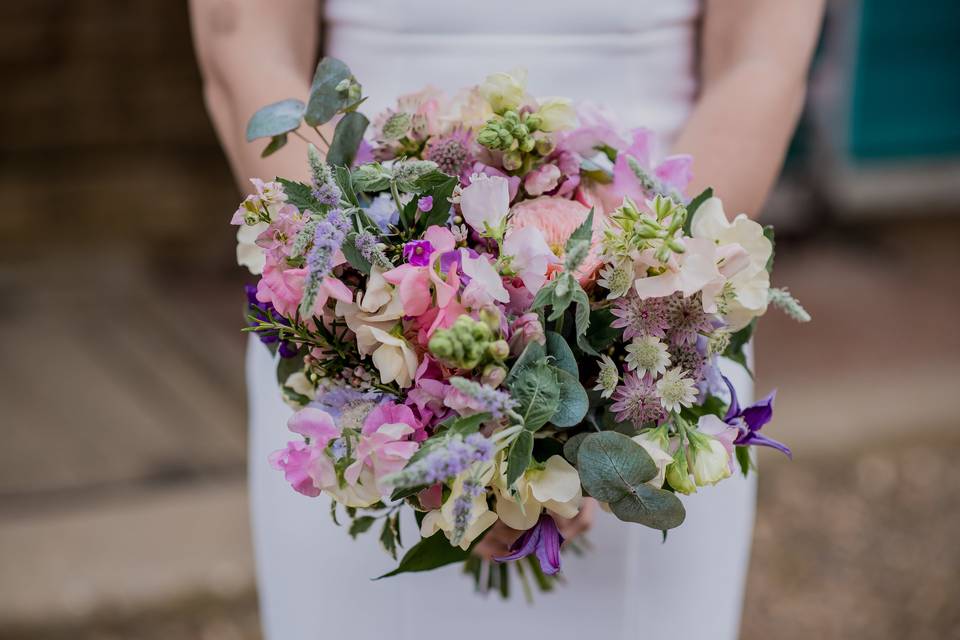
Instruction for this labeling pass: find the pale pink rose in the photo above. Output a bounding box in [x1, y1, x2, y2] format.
[508, 196, 605, 285]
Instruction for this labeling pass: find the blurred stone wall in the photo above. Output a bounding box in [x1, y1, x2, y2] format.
[1, 0, 238, 270]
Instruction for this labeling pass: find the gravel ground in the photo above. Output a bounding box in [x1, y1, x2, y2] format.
[5, 437, 958, 640]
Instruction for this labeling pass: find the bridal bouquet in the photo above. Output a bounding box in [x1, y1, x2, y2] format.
[232, 58, 809, 597]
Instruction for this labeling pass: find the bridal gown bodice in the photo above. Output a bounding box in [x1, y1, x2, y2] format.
[248, 2, 757, 639]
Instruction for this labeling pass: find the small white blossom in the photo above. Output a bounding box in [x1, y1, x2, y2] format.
[593, 354, 620, 399]
[597, 259, 634, 299]
[625, 336, 671, 377]
[655, 367, 699, 413]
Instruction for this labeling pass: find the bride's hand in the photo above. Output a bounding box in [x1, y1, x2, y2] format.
[472, 498, 597, 561]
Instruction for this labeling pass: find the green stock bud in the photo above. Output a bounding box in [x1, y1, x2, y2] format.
[380, 112, 412, 141]
[477, 125, 502, 148]
[534, 135, 555, 156]
[519, 135, 536, 153]
[502, 150, 523, 171]
[488, 339, 510, 361]
[666, 446, 697, 495]
[428, 315, 496, 369]
[524, 113, 543, 131]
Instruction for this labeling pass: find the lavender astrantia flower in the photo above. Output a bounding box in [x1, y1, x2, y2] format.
[244, 284, 299, 358]
[668, 340, 708, 382]
[425, 128, 475, 181]
[722, 375, 791, 457]
[402, 240, 435, 266]
[610, 371, 667, 427]
[449, 377, 519, 421]
[665, 293, 714, 346]
[611, 293, 670, 340]
[494, 513, 564, 576]
[387, 433, 494, 489]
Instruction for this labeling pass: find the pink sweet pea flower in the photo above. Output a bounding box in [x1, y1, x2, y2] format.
[346, 402, 420, 491]
[268, 442, 322, 497]
[383, 226, 460, 317]
[501, 226, 559, 293]
[460, 250, 510, 308]
[256, 263, 352, 318]
[270, 407, 342, 497]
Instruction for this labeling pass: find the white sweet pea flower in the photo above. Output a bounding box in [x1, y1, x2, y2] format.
[236, 221, 268, 274]
[421, 469, 498, 550]
[535, 97, 577, 132]
[459, 174, 511, 237]
[691, 197, 773, 330]
[363, 326, 419, 388]
[631, 430, 674, 488]
[501, 226, 559, 293]
[460, 250, 510, 308]
[495, 455, 582, 530]
[479, 69, 528, 114]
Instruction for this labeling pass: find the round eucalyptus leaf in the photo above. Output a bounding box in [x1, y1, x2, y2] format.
[326, 111, 369, 167]
[550, 368, 588, 428]
[513, 362, 560, 432]
[245, 99, 305, 141]
[544, 331, 578, 377]
[576, 431, 657, 502]
[506, 340, 546, 384]
[305, 57, 354, 126]
[609, 483, 686, 530]
[563, 432, 590, 465]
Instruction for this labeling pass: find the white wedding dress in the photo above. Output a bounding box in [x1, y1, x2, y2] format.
[248, 1, 757, 638]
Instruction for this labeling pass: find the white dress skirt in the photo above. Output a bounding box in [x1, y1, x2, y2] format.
[248, 1, 757, 638]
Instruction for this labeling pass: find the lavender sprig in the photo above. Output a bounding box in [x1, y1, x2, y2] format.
[387, 433, 494, 489]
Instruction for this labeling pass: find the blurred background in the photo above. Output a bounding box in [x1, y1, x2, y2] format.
[2, 1, 958, 638]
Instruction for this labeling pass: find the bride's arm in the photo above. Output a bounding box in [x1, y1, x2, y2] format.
[672, 0, 826, 217]
[188, 0, 320, 191]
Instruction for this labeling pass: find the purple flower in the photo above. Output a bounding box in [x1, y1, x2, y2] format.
[494, 514, 564, 576]
[611, 294, 670, 341]
[417, 196, 434, 212]
[610, 371, 667, 427]
[722, 375, 791, 458]
[666, 293, 714, 346]
[244, 284, 299, 358]
[402, 239, 435, 266]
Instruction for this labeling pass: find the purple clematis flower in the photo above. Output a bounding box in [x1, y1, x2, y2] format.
[494, 514, 564, 576]
[245, 284, 299, 358]
[722, 375, 791, 458]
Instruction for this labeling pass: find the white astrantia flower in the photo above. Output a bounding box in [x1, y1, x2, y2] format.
[655, 367, 699, 413]
[597, 259, 634, 299]
[625, 336, 671, 377]
[494, 455, 582, 530]
[593, 354, 620, 399]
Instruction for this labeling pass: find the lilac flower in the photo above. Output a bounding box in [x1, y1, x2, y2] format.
[722, 375, 791, 458]
[417, 196, 434, 212]
[402, 239, 435, 266]
[610, 371, 667, 427]
[494, 514, 564, 576]
[244, 284, 299, 358]
[610, 294, 670, 340]
[665, 293, 714, 346]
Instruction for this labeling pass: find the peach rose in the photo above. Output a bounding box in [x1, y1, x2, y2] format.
[508, 196, 606, 285]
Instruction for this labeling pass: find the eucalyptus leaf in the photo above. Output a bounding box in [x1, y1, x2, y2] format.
[246, 98, 305, 141]
[513, 362, 561, 431]
[506, 430, 534, 487]
[326, 111, 369, 167]
[275, 347, 306, 386]
[376, 531, 471, 579]
[305, 57, 355, 126]
[551, 368, 589, 428]
[544, 331, 577, 377]
[577, 432, 685, 530]
[563, 432, 590, 465]
[506, 340, 546, 384]
[260, 133, 288, 158]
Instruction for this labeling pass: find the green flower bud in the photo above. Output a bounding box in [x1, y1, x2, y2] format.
[524, 113, 543, 131]
[519, 136, 536, 153]
[666, 447, 697, 495]
[477, 126, 502, 148]
[429, 315, 497, 369]
[380, 112, 412, 141]
[488, 339, 510, 361]
[534, 135, 555, 156]
[502, 150, 523, 171]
